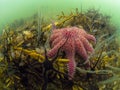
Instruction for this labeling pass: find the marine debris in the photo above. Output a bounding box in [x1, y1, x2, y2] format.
[0, 8, 119, 90]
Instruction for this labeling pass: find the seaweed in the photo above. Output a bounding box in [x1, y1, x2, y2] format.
[0, 8, 119, 90]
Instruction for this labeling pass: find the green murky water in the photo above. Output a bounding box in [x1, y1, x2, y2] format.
[0, 0, 120, 41]
[0, 1, 120, 89]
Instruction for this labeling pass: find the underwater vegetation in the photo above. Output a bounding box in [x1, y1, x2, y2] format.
[0, 8, 119, 90]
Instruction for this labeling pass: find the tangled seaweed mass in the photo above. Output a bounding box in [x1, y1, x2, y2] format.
[0, 8, 119, 90]
[47, 27, 96, 79]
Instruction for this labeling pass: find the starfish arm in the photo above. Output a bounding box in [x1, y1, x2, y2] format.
[50, 32, 62, 43]
[78, 28, 96, 42]
[85, 34, 96, 43]
[47, 38, 66, 58]
[75, 38, 88, 60]
[64, 38, 76, 80]
[51, 36, 63, 47]
[78, 28, 87, 35]
[79, 36, 94, 53]
[67, 58, 76, 80]
[52, 29, 61, 34]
